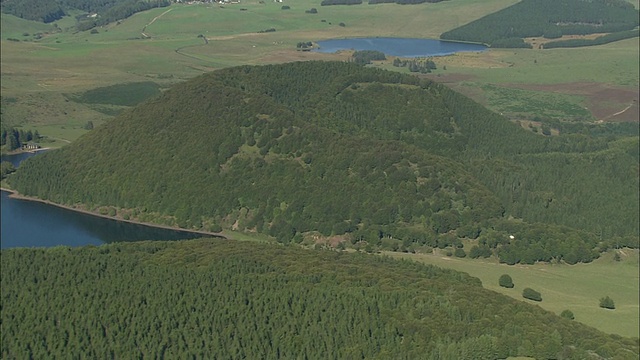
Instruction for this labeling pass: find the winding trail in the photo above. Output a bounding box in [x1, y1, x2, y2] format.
[141, 8, 174, 38]
[598, 102, 636, 122]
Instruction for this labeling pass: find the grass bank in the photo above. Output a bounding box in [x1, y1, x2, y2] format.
[387, 250, 640, 338]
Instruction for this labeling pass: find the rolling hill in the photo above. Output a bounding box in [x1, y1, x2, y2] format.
[8, 61, 639, 264]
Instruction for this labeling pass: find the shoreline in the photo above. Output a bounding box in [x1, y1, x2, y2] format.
[2, 147, 52, 156]
[1, 187, 228, 240]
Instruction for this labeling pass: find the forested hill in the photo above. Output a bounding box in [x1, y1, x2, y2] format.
[440, 0, 640, 48]
[0, 0, 169, 26]
[9, 61, 639, 264]
[2, 239, 638, 358]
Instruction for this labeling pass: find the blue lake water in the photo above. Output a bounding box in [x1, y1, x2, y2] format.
[1, 152, 208, 249]
[315, 38, 487, 57]
[314, 37, 487, 57]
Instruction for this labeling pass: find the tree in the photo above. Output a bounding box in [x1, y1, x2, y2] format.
[560, 310, 574, 320]
[454, 248, 466, 258]
[1, 161, 16, 179]
[84, 121, 94, 130]
[522, 288, 542, 302]
[599, 296, 615, 310]
[499, 274, 514, 288]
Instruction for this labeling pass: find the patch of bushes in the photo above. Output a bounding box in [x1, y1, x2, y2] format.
[599, 296, 615, 310]
[522, 287, 542, 301]
[499, 274, 514, 288]
[560, 310, 575, 320]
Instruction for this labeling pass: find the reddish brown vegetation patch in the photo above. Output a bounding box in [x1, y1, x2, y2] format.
[501, 82, 638, 122]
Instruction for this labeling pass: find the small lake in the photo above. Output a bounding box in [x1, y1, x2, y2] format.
[1, 152, 208, 249]
[314, 37, 486, 57]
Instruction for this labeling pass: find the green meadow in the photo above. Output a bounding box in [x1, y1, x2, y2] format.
[388, 249, 640, 338]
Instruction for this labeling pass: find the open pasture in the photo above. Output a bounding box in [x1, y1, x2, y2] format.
[388, 249, 640, 338]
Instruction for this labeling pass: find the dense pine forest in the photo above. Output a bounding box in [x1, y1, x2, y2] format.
[440, 0, 639, 47]
[0, 0, 170, 27]
[1, 239, 638, 359]
[8, 61, 639, 264]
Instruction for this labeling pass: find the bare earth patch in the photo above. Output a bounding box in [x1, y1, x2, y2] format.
[525, 33, 608, 49]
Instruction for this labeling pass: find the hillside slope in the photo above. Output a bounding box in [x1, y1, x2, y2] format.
[1, 239, 638, 359]
[8, 61, 639, 263]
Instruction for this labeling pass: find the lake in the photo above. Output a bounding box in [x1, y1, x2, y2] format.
[314, 37, 486, 57]
[1, 152, 208, 249]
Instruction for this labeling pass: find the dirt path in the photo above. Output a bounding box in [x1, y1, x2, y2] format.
[141, 8, 174, 38]
[599, 102, 635, 122]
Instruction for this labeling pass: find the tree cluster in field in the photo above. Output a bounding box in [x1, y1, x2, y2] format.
[0, 0, 170, 28]
[1, 239, 637, 359]
[393, 58, 436, 73]
[351, 50, 386, 65]
[599, 296, 616, 310]
[8, 61, 639, 265]
[257, 28, 276, 33]
[440, 0, 639, 47]
[522, 287, 542, 302]
[1, 127, 41, 151]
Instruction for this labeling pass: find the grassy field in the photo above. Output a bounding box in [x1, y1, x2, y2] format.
[387, 249, 640, 338]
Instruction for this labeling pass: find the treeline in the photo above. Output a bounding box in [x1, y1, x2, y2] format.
[0, 0, 170, 27]
[440, 0, 639, 47]
[367, 0, 443, 3]
[369, 0, 442, 4]
[320, 0, 443, 5]
[8, 61, 639, 264]
[543, 29, 640, 49]
[321, 0, 362, 5]
[0, 127, 41, 151]
[2, 239, 638, 359]
[75, 0, 171, 31]
[351, 50, 386, 65]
